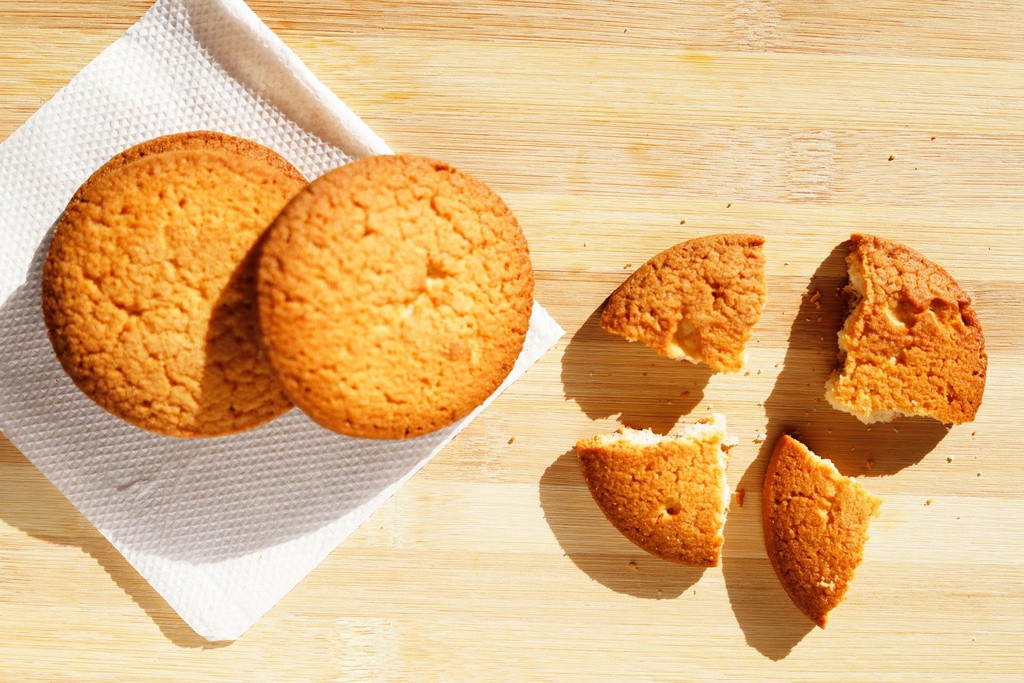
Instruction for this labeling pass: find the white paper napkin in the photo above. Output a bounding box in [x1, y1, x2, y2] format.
[0, 0, 563, 641]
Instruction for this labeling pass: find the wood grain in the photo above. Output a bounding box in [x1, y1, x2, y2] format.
[1, 1, 1022, 680]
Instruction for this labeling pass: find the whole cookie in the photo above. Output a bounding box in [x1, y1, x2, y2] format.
[42, 149, 307, 437]
[257, 154, 534, 439]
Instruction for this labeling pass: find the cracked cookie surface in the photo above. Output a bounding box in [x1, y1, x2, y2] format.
[825, 234, 987, 424]
[256, 154, 534, 440]
[600, 233, 765, 373]
[762, 434, 881, 628]
[575, 414, 734, 567]
[42, 147, 306, 437]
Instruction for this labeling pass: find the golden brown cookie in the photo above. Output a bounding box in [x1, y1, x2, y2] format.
[825, 234, 987, 424]
[762, 434, 882, 628]
[70, 131, 306, 205]
[42, 149, 307, 437]
[256, 154, 534, 440]
[600, 234, 766, 373]
[576, 414, 735, 567]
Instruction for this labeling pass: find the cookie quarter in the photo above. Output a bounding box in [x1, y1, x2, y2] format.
[762, 435, 882, 628]
[576, 414, 735, 567]
[600, 234, 766, 373]
[42, 149, 307, 437]
[825, 234, 987, 424]
[257, 155, 534, 440]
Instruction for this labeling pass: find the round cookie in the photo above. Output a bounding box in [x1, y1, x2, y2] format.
[69, 131, 306, 205]
[257, 154, 534, 440]
[42, 149, 307, 437]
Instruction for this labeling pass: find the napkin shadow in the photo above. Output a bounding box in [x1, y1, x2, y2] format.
[0, 226, 440, 569]
[561, 305, 713, 435]
[539, 448, 705, 598]
[0, 441, 228, 650]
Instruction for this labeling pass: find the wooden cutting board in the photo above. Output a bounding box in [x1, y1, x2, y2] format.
[1, 1, 1022, 680]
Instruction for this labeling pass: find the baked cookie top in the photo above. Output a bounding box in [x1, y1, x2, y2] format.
[42, 148, 306, 437]
[576, 414, 734, 567]
[825, 233, 987, 424]
[762, 434, 882, 628]
[600, 233, 766, 373]
[256, 154, 534, 440]
[69, 131, 306, 205]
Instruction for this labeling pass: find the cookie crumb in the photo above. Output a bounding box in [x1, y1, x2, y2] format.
[925, 499, 933, 506]
[753, 432, 765, 444]
[679, 219, 686, 225]
[947, 456, 954, 463]
[508, 437, 515, 445]
[865, 458, 874, 471]
[971, 431, 977, 437]
[931, 136, 936, 140]
[888, 155, 896, 161]
[726, 202, 732, 208]
[628, 561, 638, 571]
[809, 291, 822, 309]
[624, 263, 632, 269]
[735, 489, 746, 507]
[680, 391, 691, 398]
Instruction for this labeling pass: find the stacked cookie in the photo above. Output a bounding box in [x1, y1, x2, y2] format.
[43, 133, 533, 440]
[576, 232, 986, 627]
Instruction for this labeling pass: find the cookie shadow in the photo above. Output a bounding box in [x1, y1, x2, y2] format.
[198, 229, 287, 428]
[561, 305, 713, 435]
[721, 453, 815, 660]
[539, 448, 705, 599]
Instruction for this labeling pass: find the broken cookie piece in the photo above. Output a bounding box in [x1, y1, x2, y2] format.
[575, 414, 736, 567]
[762, 434, 881, 628]
[825, 234, 987, 424]
[600, 234, 766, 373]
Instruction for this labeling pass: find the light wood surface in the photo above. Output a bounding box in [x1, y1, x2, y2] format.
[2, 1, 1023, 680]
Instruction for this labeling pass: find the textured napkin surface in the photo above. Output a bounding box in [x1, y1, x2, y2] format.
[0, 0, 563, 641]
